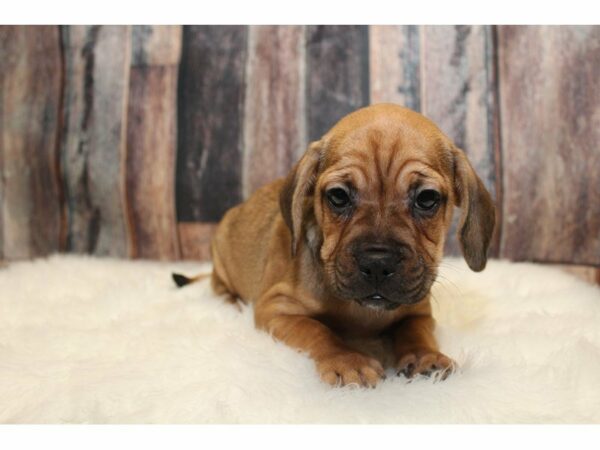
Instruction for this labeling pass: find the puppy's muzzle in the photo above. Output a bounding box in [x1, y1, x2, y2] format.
[349, 242, 425, 309]
[355, 245, 400, 285]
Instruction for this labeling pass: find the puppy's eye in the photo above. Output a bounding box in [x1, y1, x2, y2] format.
[326, 188, 351, 209]
[414, 189, 440, 211]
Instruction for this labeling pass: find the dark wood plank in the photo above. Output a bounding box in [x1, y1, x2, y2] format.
[242, 25, 306, 198]
[176, 26, 247, 222]
[0, 26, 63, 259]
[420, 25, 499, 257]
[369, 25, 421, 110]
[60, 25, 132, 257]
[178, 222, 217, 261]
[126, 26, 181, 260]
[306, 25, 370, 141]
[498, 26, 600, 265]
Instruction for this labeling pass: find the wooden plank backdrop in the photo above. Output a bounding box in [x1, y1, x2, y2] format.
[126, 25, 182, 260]
[0, 26, 63, 259]
[306, 25, 370, 141]
[175, 26, 247, 260]
[242, 25, 306, 198]
[60, 25, 132, 257]
[498, 26, 600, 265]
[369, 25, 421, 110]
[1, 25, 599, 281]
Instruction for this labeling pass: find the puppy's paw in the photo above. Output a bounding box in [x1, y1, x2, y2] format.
[317, 351, 385, 388]
[396, 349, 455, 381]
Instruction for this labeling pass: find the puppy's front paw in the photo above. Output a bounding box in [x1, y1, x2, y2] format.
[317, 351, 385, 388]
[396, 349, 455, 381]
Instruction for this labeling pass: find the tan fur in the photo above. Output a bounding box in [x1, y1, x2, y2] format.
[182, 104, 495, 387]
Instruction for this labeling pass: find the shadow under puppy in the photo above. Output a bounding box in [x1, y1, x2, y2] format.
[174, 103, 495, 387]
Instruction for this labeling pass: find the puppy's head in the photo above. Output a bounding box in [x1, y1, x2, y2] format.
[280, 104, 495, 310]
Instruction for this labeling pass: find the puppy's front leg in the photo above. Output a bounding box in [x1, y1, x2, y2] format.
[255, 295, 385, 387]
[392, 314, 455, 380]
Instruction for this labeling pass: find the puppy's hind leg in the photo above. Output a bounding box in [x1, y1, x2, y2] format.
[209, 241, 244, 308]
[210, 270, 243, 308]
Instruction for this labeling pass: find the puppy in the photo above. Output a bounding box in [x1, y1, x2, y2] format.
[174, 104, 495, 387]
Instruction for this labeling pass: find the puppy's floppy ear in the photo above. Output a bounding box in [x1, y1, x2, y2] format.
[451, 146, 496, 272]
[280, 140, 323, 256]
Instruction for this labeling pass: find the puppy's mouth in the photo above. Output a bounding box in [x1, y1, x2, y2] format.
[357, 293, 399, 310]
[331, 261, 435, 310]
[350, 273, 434, 310]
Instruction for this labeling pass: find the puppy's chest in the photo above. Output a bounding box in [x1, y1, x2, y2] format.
[313, 303, 407, 339]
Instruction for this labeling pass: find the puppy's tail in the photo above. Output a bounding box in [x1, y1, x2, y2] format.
[171, 271, 210, 288]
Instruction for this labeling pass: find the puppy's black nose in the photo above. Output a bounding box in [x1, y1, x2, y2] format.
[356, 247, 399, 285]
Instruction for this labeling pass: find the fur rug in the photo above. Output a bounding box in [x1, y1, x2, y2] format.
[0, 255, 599, 423]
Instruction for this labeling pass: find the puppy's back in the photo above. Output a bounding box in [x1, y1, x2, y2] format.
[210, 178, 289, 302]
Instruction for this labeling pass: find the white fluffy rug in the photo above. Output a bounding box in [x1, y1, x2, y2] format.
[1, 255, 599, 423]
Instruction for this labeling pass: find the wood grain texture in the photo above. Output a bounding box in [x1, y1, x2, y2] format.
[126, 67, 180, 259]
[60, 25, 132, 256]
[242, 25, 306, 198]
[131, 25, 182, 66]
[420, 25, 499, 257]
[126, 26, 181, 260]
[176, 26, 247, 222]
[306, 25, 370, 141]
[369, 25, 421, 110]
[178, 222, 217, 261]
[0, 26, 63, 259]
[498, 26, 600, 265]
[1, 25, 599, 269]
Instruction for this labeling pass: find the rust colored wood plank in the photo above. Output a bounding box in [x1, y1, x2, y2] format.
[126, 25, 182, 260]
[178, 222, 217, 261]
[0, 26, 63, 259]
[420, 25, 499, 257]
[557, 265, 600, 286]
[131, 25, 182, 66]
[127, 68, 180, 260]
[176, 26, 247, 222]
[369, 25, 421, 110]
[60, 25, 132, 257]
[242, 25, 306, 198]
[498, 26, 600, 265]
[306, 25, 370, 141]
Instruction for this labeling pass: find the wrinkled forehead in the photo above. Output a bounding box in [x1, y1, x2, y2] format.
[319, 123, 454, 190]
